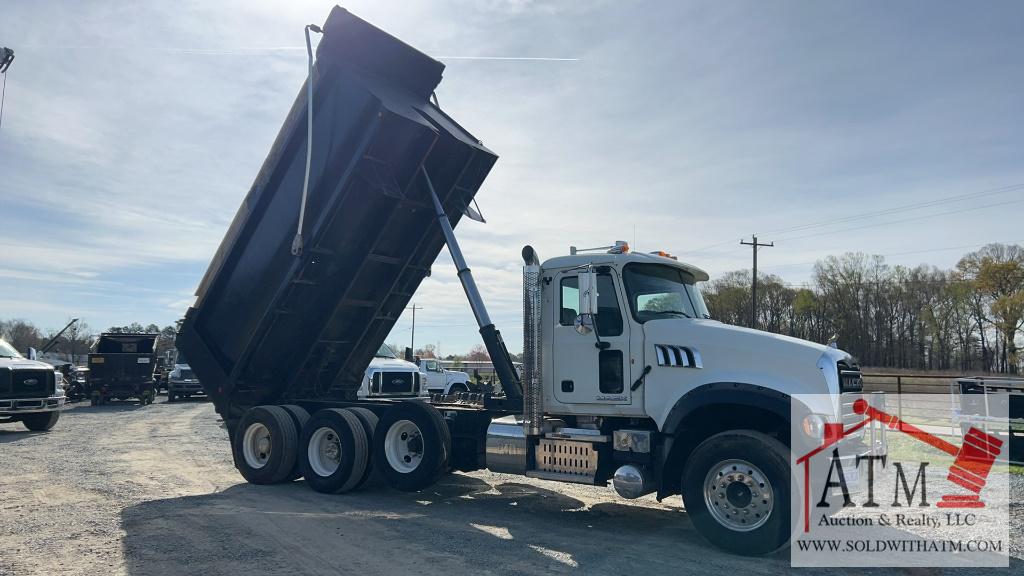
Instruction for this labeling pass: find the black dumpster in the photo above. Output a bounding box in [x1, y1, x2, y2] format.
[176, 6, 497, 426]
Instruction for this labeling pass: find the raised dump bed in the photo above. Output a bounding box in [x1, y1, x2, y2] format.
[176, 6, 497, 425]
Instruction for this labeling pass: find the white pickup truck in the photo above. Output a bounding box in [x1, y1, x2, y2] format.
[0, 338, 66, 431]
[417, 358, 471, 395]
[358, 345, 427, 399]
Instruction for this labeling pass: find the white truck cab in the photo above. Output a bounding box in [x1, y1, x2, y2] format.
[0, 338, 66, 431]
[538, 247, 853, 426]
[358, 344, 426, 399]
[418, 358, 470, 395]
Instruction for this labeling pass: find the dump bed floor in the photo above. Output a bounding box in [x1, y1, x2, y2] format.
[176, 6, 496, 420]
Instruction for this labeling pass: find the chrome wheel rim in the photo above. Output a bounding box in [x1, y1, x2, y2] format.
[307, 426, 342, 477]
[703, 459, 773, 532]
[384, 419, 423, 473]
[242, 423, 272, 469]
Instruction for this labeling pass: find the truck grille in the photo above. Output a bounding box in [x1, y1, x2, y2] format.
[374, 371, 417, 395]
[838, 362, 865, 437]
[838, 361, 863, 393]
[0, 369, 55, 399]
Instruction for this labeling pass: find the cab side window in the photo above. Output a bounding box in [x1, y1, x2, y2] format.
[559, 274, 624, 337]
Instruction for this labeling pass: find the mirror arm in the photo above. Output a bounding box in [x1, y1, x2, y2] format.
[589, 314, 609, 349]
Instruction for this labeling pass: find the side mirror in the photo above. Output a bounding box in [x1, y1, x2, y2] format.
[27, 347, 37, 360]
[575, 271, 598, 336]
[578, 271, 598, 316]
[574, 314, 594, 336]
[404, 347, 414, 362]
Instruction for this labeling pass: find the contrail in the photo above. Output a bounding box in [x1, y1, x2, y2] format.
[19, 44, 580, 61]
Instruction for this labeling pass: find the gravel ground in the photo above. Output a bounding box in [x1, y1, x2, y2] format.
[0, 399, 1020, 576]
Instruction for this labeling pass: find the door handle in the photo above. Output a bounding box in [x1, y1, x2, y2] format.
[561, 380, 574, 393]
[630, 365, 652, 391]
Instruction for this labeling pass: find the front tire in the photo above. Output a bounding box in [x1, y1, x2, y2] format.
[447, 383, 468, 395]
[681, 430, 791, 556]
[299, 409, 368, 494]
[233, 406, 299, 484]
[373, 401, 450, 492]
[22, 411, 60, 431]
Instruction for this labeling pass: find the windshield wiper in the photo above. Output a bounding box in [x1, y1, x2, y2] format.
[652, 310, 692, 318]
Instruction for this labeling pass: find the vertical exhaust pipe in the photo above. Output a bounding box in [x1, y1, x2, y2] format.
[522, 245, 543, 436]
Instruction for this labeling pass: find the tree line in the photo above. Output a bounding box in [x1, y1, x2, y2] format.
[0, 319, 178, 363]
[703, 243, 1024, 374]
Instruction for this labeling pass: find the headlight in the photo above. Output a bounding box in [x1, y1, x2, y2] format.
[801, 414, 826, 442]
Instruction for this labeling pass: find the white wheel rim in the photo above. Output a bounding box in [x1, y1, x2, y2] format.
[242, 423, 272, 469]
[307, 426, 342, 477]
[384, 419, 423, 473]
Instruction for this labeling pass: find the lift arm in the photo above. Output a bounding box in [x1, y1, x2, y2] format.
[422, 168, 522, 401]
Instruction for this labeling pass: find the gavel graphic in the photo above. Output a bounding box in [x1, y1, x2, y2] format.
[852, 399, 1003, 508]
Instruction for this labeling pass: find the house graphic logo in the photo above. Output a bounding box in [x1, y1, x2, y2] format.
[795, 399, 1004, 533]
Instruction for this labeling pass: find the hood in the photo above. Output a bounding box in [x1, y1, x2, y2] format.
[641, 318, 854, 427]
[0, 358, 57, 371]
[367, 357, 418, 371]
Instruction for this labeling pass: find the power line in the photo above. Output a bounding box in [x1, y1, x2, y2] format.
[759, 182, 1024, 237]
[685, 182, 1024, 256]
[773, 196, 1024, 244]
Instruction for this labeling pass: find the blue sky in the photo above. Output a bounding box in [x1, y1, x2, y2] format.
[1, 1, 1022, 354]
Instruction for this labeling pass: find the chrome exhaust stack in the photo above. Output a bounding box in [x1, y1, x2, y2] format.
[521, 245, 543, 437]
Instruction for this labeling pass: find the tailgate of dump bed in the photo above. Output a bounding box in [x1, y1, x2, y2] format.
[176, 6, 497, 419]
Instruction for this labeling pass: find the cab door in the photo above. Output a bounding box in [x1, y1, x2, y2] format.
[551, 268, 633, 406]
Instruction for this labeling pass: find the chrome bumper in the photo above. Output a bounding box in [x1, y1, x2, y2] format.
[0, 395, 66, 414]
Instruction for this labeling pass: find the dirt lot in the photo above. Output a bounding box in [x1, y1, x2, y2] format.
[1, 399, 1020, 576]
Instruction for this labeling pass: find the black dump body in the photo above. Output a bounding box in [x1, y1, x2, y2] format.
[176, 7, 497, 424]
[87, 333, 158, 394]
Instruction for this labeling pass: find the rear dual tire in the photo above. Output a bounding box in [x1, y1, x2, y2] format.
[233, 405, 299, 485]
[300, 409, 369, 494]
[234, 401, 451, 494]
[373, 401, 450, 492]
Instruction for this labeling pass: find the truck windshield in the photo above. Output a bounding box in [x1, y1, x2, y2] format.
[0, 339, 21, 358]
[623, 263, 711, 322]
[375, 344, 397, 359]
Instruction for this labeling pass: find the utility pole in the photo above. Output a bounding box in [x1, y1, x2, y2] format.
[740, 235, 773, 329]
[408, 303, 422, 353]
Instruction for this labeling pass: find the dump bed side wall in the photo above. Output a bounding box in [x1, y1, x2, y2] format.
[176, 7, 497, 422]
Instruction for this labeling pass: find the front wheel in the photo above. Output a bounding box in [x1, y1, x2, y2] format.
[681, 430, 791, 556]
[22, 411, 60, 431]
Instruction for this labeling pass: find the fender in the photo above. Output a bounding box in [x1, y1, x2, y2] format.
[656, 383, 792, 500]
[661, 382, 791, 435]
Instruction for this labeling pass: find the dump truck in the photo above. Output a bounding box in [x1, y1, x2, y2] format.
[176, 6, 866, 555]
[87, 333, 158, 405]
[0, 338, 66, 431]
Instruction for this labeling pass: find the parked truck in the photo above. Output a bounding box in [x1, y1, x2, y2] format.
[87, 333, 158, 405]
[166, 349, 203, 402]
[176, 6, 866, 555]
[0, 338, 66, 431]
[417, 358, 471, 395]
